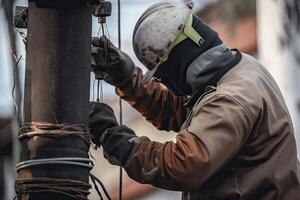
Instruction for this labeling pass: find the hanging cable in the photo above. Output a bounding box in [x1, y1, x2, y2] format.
[117, 0, 123, 199]
[93, 78, 96, 101]
[11, 53, 22, 116]
[90, 173, 112, 200]
[94, 17, 109, 103]
[96, 79, 101, 102]
[92, 1, 123, 198]
[11, 20, 28, 124]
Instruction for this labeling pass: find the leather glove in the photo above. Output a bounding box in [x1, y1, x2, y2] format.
[89, 102, 137, 166]
[91, 36, 135, 88]
[89, 102, 119, 145]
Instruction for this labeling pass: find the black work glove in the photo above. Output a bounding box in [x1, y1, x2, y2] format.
[91, 36, 135, 88]
[89, 102, 137, 166]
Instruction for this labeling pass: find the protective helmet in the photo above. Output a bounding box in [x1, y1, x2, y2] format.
[133, 1, 204, 83]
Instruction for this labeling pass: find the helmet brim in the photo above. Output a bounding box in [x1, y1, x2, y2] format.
[141, 63, 160, 84]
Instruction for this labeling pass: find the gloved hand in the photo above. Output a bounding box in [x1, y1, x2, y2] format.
[89, 102, 137, 166]
[91, 36, 135, 88]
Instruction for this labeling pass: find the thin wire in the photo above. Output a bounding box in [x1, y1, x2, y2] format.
[95, 23, 106, 103]
[99, 23, 108, 103]
[90, 173, 112, 200]
[93, 78, 96, 101]
[12, 54, 22, 115]
[105, 23, 111, 40]
[101, 23, 105, 37]
[96, 80, 100, 102]
[15, 29, 27, 46]
[100, 80, 104, 102]
[117, 0, 123, 199]
[16, 158, 93, 172]
[97, 26, 101, 37]
[118, 1, 121, 50]
[19, 122, 93, 144]
[95, 25, 101, 103]
[12, 27, 27, 123]
[90, 175, 104, 200]
[15, 178, 91, 200]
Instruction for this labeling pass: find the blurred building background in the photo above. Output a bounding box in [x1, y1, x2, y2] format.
[0, 0, 299, 199]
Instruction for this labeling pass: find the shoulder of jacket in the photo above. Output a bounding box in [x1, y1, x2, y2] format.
[194, 91, 254, 122]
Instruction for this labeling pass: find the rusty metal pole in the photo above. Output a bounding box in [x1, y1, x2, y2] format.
[18, 1, 93, 199]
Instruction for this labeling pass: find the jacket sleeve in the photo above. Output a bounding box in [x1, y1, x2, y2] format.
[124, 94, 253, 191]
[116, 67, 188, 132]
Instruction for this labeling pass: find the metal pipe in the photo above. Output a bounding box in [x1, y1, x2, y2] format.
[19, 1, 93, 199]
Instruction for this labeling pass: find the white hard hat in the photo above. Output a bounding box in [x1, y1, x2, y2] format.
[133, 1, 202, 83]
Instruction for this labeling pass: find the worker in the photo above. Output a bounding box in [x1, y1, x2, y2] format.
[90, 1, 300, 199]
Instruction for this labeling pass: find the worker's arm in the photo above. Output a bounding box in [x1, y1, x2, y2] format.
[91, 37, 187, 132]
[116, 67, 188, 132]
[124, 94, 253, 191]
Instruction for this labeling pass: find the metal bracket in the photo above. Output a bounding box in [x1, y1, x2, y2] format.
[91, 0, 112, 80]
[94, 0, 112, 20]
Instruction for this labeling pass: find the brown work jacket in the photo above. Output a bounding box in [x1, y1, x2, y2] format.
[117, 53, 300, 200]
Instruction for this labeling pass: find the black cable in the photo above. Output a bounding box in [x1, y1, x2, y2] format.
[90, 174, 112, 200]
[93, 79, 96, 101]
[90, 174, 104, 200]
[97, 80, 100, 102]
[118, 0, 121, 50]
[117, 0, 123, 200]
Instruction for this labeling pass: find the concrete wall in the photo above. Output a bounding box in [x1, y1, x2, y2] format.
[257, 0, 300, 157]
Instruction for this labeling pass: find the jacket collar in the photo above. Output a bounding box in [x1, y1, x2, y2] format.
[184, 47, 242, 108]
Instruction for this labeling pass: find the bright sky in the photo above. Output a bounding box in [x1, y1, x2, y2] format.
[0, 8, 16, 117]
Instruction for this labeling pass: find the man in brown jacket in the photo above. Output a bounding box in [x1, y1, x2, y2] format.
[90, 2, 300, 199]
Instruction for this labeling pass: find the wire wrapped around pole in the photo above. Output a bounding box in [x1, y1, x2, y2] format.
[15, 178, 91, 200]
[15, 122, 112, 200]
[19, 122, 93, 144]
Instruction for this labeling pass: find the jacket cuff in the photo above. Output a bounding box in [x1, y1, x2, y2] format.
[124, 136, 151, 168]
[116, 67, 144, 98]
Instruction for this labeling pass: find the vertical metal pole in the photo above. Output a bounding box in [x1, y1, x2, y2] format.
[117, 1, 123, 199]
[19, 1, 92, 199]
